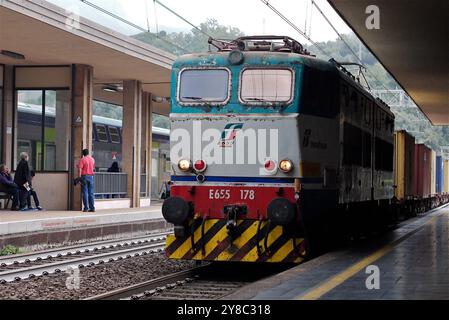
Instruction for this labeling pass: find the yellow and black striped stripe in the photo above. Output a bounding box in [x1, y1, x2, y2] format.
[165, 219, 306, 263]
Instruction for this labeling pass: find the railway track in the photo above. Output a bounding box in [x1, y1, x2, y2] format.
[87, 263, 291, 300]
[0, 231, 170, 283]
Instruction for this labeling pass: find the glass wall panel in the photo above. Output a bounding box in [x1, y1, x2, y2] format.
[44, 90, 70, 171]
[92, 100, 123, 172]
[17, 90, 43, 171]
[16, 90, 69, 172]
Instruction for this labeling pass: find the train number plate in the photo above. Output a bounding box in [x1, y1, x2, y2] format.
[208, 188, 256, 200]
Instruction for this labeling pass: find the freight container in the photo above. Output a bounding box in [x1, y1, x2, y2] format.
[414, 144, 432, 198]
[394, 130, 415, 199]
[436, 156, 443, 193]
[445, 160, 449, 193]
[430, 150, 436, 195]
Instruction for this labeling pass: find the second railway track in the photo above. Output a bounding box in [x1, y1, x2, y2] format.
[0, 231, 170, 283]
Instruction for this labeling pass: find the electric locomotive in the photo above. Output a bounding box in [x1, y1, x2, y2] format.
[162, 35, 397, 263]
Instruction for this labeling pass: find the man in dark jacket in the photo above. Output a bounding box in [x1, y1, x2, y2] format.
[0, 164, 20, 210]
[14, 152, 32, 211]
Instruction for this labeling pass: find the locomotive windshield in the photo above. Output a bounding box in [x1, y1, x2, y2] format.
[240, 68, 293, 104]
[178, 69, 229, 103]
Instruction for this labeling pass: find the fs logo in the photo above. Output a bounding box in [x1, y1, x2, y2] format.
[219, 123, 243, 147]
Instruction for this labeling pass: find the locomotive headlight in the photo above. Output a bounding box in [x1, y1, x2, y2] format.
[279, 159, 293, 173]
[178, 159, 192, 172]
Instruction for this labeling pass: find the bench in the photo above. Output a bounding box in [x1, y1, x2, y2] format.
[0, 192, 12, 209]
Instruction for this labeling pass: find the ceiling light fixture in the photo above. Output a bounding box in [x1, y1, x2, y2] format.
[102, 84, 123, 93]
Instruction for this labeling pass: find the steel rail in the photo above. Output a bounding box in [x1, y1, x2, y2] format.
[0, 231, 170, 266]
[0, 242, 166, 283]
[85, 266, 208, 300]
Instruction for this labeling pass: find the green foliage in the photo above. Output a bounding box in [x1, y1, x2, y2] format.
[93, 100, 123, 120]
[153, 113, 170, 129]
[133, 18, 244, 55]
[0, 245, 24, 256]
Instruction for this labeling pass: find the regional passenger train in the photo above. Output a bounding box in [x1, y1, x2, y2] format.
[17, 102, 170, 196]
[162, 36, 449, 264]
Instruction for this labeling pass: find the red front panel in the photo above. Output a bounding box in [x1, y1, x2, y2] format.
[171, 185, 296, 219]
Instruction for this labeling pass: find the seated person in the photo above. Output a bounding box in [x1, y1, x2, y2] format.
[27, 170, 43, 211]
[0, 164, 20, 210]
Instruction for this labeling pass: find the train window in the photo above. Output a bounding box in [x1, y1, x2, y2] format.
[362, 132, 372, 168]
[375, 138, 394, 172]
[108, 126, 121, 144]
[341, 85, 349, 107]
[178, 69, 230, 104]
[300, 66, 338, 118]
[364, 100, 371, 125]
[240, 68, 293, 104]
[376, 108, 381, 130]
[96, 124, 108, 142]
[350, 91, 357, 109]
[342, 122, 362, 166]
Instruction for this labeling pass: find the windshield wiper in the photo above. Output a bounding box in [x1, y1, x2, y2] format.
[245, 97, 271, 102]
[181, 96, 212, 112]
[182, 96, 205, 101]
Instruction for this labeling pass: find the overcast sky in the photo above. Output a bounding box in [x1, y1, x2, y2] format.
[48, 0, 352, 44]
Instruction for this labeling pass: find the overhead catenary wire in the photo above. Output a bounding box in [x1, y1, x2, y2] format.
[310, 0, 395, 94]
[309, 1, 434, 131]
[80, 0, 147, 32]
[259, 0, 329, 58]
[79, 0, 190, 53]
[153, 0, 213, 39]
[144, 0, 151, 32]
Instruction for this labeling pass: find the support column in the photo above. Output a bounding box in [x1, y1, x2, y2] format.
[141, 92, 153, 202]
[123, 80, 142, 208]
[70, 64, 93, 211]
[2, 65, 14, 168]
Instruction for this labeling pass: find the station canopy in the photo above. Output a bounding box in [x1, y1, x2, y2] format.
[328, 0, 449, 125]
[0, 0, 175, 113]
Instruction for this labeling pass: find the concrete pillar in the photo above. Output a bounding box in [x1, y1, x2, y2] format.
[141, 92, 153, 201]
[122, 80, 142, 208]
[70, 64, 93, 210]
[2, 65, 14, 168]
[55, 91, 70, 171]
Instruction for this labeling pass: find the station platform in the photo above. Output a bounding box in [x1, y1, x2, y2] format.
[0, 204, 169, 248]
[227, 204, 449, 300]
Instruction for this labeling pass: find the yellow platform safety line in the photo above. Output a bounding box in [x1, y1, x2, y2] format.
[167, 219, 216, 259]
[191, 220, 244, 260]
[241, 225, 283, 262]
[296, 214, 441, 300]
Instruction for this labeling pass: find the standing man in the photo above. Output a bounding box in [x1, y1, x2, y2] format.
[77, 149, 95, 212]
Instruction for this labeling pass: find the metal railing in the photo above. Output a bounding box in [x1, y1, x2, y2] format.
[94, 172, 127, 197]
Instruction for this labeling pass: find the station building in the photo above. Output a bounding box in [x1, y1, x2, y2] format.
[0, 0, 175, 211]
